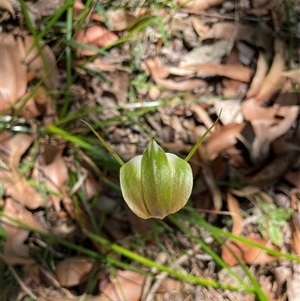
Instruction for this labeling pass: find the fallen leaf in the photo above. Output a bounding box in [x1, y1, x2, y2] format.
[0, 0, 15, 18]
[202, 22, 273, 53]
[105, 10, 137, 31]
[191, 16, 210, 36]
[237, 235, 278, 264]
[23, 35, 60, 90]
[0, 33, 27, 112]
[201, 123, 246, 160]
[282, 69, 300, 85]
[255, 39, 286, 104]
[239, 0, 270, 16]
[222, 44, 246, 96]
[56, 257, 95, 287]
[246, 52, 269, 99]
[180, 63, 252, 82]
[142, 58, 207, 91]
[213, 99, 243, 125]
[1, 132, 44, 208]
[178, 0, 227, 14]
[222, 235, 277, 266]
[32, 138, 68, 212]
[227, 192, 243, 236]
[179, 40, 229, 67]
[101, 270, 145, 301]
[1, 198, 46, 265]
[75, 25, 118, 56]
[242, 98, 299, 145]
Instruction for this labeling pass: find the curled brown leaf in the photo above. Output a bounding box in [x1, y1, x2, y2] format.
[75, 25, 118, 56]
[202, 22, 273, 53]
[201, 123, 246, 160]
[142, 58, 207, 91]
[1, 198, 46, 265]
[242, 98, 299, 143]
[0, 34, 27, 112]
[1, 132, 44, 208]
[178, 0, 227, 14]
[55, 257, 95, 287]
[23, 35, 60, 90]
[181, 63, 252, 82]
[246, 51, 269, 99]
[255, 39, 286, 104]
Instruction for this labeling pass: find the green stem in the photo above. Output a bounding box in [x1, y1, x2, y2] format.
[81, 120, 125, 166]
[185, 114, 221, 162]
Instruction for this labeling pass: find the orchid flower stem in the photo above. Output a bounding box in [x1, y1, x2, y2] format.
[82, 120, 125, 166]
[184, 114, 221, 162]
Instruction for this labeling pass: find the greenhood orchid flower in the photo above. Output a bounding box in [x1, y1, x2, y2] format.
[82, 116, 219, 220]
[120, 140, 193, 219]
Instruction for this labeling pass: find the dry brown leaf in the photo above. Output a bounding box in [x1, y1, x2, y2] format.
[230, 186, 261, 197]
[246, 52, 269, 99]
[73, 1, 136, 30]
[55, 257, 95, 287]
[221, 193, 244, 266]
[75, 25, 118, 56]
[191, 16, 210, 36]
[142, 58, 207, 91]
[239, 0, 270, 16]
[181, 63, 252, 82]
[1, 132, 44, 208]
[201, 123, 246, 160]
[222, 241, 243, 267]
[2, 197, 47, 233]
[31, 138, 68, 212]
[222, 235, 277, 266]
[0, 34, 27, 112]
[237, 235, 277, 264]
[100, 270, 145, 301]
[255, 39, 286, 103]
[0, 0, 15, 18]
[23, 35, 60, 90]
[213, 99, 243, 125]
[242, 98, 299, 143]
[73, 0, 85, 17]
[222, 44, 246, 96]
[141, 57, 171, 79]
[178, 0, 227, 14]
[202, 22, 273, 53]
[1, 198, 46, 265]
[86, 58, 130, 72]
[106, 10, 137, 31]
[282, 69, 300, 85]
[227, 192, 243, 236]
[19, 86, 57, 122]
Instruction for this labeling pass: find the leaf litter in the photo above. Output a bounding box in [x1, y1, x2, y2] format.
[0, 0, 300, 300]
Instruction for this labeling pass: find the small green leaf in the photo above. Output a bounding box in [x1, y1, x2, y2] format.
[269, 224, 283, 246]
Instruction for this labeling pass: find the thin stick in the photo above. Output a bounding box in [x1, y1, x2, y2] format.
[144, 245, 201, 301]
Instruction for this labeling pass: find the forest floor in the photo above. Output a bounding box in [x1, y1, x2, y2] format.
[0, 0, 300, 300]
